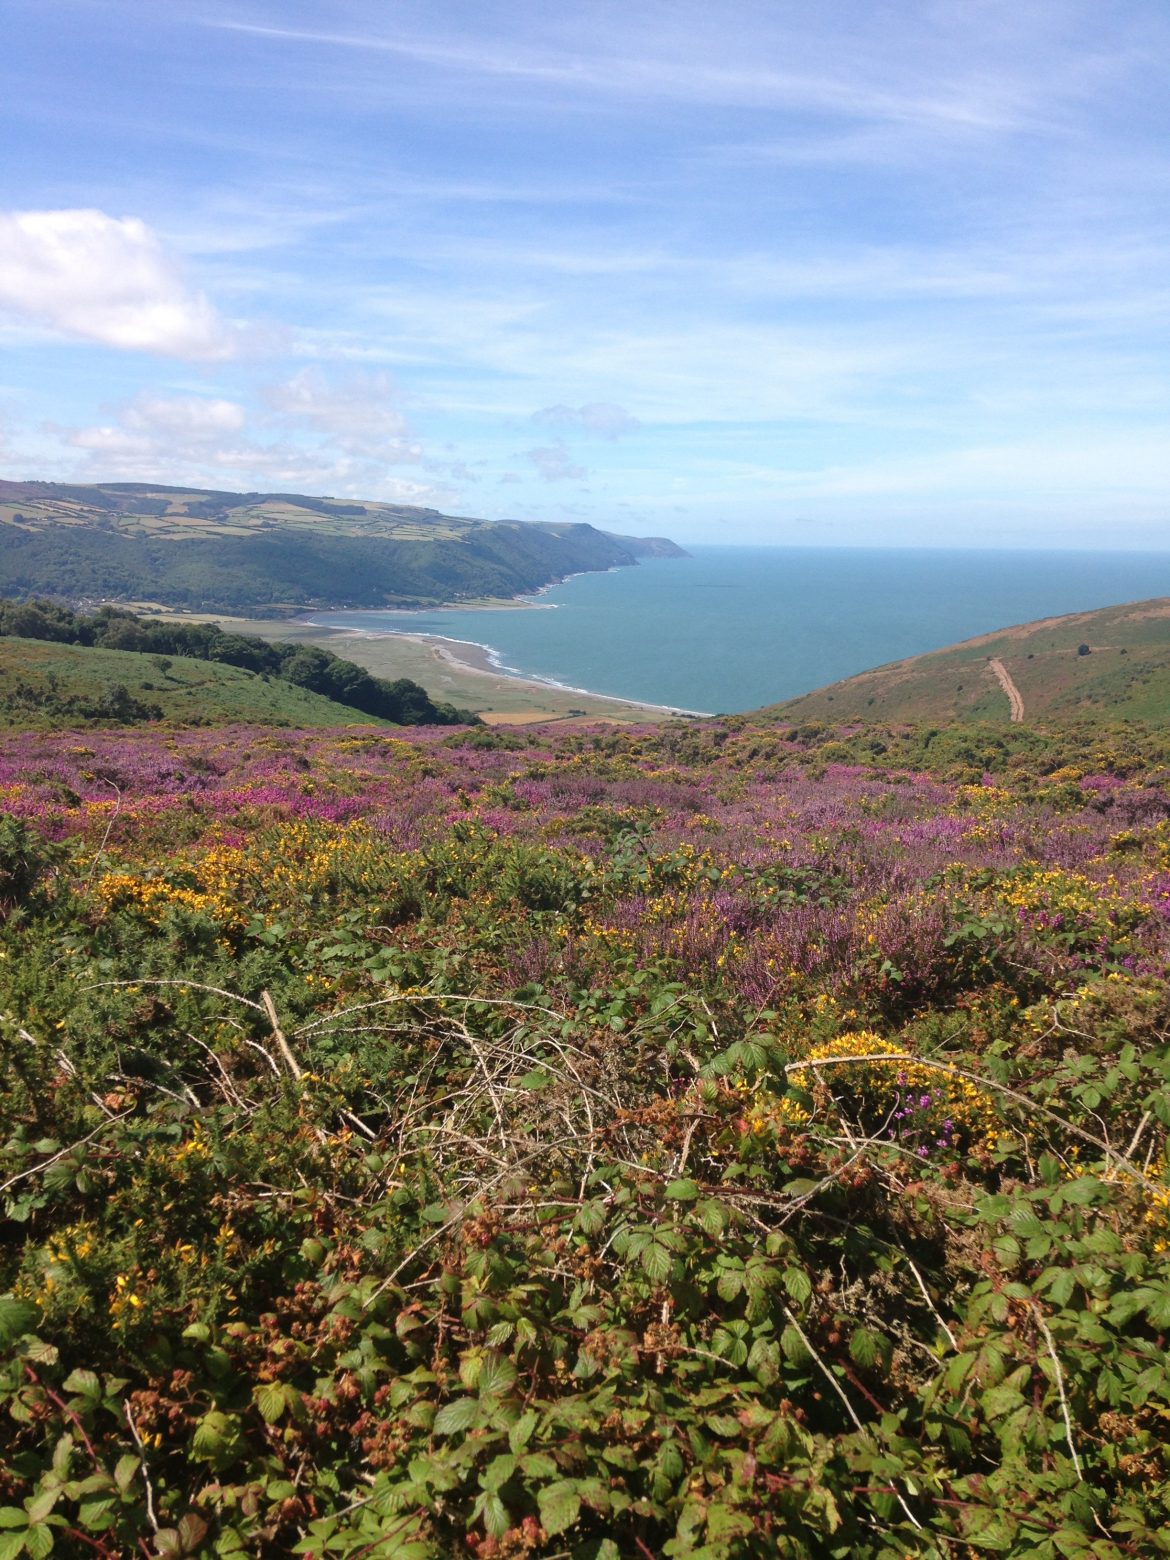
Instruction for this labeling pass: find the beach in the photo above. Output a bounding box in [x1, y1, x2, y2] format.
[160, 612, 679, 725]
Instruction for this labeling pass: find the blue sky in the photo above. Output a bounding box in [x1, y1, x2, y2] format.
[3, 0, 1170, 547]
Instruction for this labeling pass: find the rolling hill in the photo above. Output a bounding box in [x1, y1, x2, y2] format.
[0, 481, 686, 613]
[760, 596, 1170, 725]
[0, 635, 397, 730]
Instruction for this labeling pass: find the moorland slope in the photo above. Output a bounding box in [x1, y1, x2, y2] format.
[763, 596, 1170, 725]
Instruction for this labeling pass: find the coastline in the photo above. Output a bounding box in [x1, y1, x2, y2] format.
[300, 563, 713, 718]
[304, 620, 711, 719]
[160, 611, 692, 725]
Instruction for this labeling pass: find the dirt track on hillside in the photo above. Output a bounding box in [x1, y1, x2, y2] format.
[989, 658, 1024, 722]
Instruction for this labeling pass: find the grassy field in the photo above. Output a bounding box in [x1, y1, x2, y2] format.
[0, 636, 389, 729]
[765, 596, 1170, 724]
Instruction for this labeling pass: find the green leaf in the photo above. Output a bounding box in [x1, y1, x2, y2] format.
[50, 1436, 73, 1482]
[716, 1269, 743, 1302]
[537, 1480, 581, 1537]
[747, 1336, 780, 1386]
[77, 1500, 116, 1533]
[21, 1340, 57, 1368]
[698, 1199, 730, 1236]
[780, 1324, 810, 1364]
[519, 1452, 557, 1479]
[481, 1494, 509, 1538]
[24, 1494, 55, 1527]
[1143, 1288, 1170, 1328]
[476, 1354, 517, 1398]
[0, 1535, 23, 1560]
[481, 1455, 516, 1493]
[433, 1398, 478, 1436]
[0, 1512, 26, 1530]
[641, 1241, 672, 1284]
[254, 1382, 288, 1424]
[508, 1410, 537, 1454]
[190, 1410, 237, 1466]
[0, 1295, 38, 1346]
[982, 1384, 1026, 1418]
[62, 1368, 101, 1402]
[783, 1267, 812, 1305]
[1042, 1268, 1077, 1307]
[114, 1455, 139, 1495]
[574, 1200, 606, 1236]
[1060, 1177, 1103, 1206]
[23, 1528, 52, 1560]
[849, 1327, 879, 1370]
[664, 1179, 700, 1201]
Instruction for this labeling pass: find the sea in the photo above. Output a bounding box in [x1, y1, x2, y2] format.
[309, 545, 1170, 715]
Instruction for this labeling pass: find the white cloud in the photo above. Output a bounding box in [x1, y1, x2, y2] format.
[526, 441, 587, 482]
[0, 209, 236, 359]
[532, 402, 640, 439]
[62, 390, 450, 504]
[264, 366, 420, 461]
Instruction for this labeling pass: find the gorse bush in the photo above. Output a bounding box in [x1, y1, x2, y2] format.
[2, 718, 1170, 1555]
[0, 814, 59, 914]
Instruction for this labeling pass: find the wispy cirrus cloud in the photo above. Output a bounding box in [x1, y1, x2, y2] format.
[204, 11, 1052, 134]
[532, 402, 640, 439]
[526, 441, 587, 482]
[264, 367, 421, 462]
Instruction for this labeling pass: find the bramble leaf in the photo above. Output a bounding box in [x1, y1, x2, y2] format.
[538, 1480, 581, 1536]
[433, 1398, 479, 1436]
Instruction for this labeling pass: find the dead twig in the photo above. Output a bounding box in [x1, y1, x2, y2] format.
[123, 1402, 160, 1532]
[261, 988, 303, 1081]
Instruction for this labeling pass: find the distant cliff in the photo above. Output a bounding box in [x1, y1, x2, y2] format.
[0, 482, 687, 613]
[601, 530, 689, 559]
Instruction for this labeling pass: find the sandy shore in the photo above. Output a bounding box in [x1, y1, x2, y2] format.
[321, 625, 697, 724]
[161, 611, 689, 725]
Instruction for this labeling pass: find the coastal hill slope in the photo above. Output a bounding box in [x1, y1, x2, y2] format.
[0, 634, 399, 730]
[0, 480, 686, 613]
[759, 596, 1170, 725]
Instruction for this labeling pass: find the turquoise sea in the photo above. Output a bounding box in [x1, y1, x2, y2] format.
[310, 546, 1170, 714]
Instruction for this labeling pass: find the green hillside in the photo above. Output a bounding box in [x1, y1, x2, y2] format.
[0, 636, 392, 729]
[0, 481, 685, 613]
[763, 596, 1170, 725]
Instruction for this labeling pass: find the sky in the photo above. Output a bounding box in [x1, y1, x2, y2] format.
[3, 0, 1170, 548]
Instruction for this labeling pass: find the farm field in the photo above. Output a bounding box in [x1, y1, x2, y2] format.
[3, 715, 1170, 1554]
